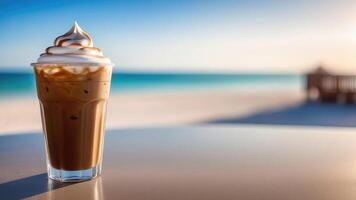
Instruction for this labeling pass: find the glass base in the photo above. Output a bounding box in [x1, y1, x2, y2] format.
[47, 164, 101, 182]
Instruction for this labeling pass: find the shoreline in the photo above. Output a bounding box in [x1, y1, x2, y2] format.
[0, 88, 304, 135]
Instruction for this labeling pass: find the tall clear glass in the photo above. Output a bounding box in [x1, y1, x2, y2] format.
[32, 63, 112, 182]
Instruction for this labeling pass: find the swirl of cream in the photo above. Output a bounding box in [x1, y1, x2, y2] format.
[37, 22, 111, 64]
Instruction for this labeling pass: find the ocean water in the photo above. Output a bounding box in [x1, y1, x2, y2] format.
[0, 72, 303, 98]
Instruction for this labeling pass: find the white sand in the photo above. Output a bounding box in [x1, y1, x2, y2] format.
[0, 89, 304, 135]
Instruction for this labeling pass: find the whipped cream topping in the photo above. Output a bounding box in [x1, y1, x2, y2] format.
[37, 22, 111, 64]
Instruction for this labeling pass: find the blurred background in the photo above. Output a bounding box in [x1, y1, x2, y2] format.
[2, 0, 356, 134]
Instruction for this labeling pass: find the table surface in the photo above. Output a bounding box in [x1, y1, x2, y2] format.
[1, 125, 356, 200]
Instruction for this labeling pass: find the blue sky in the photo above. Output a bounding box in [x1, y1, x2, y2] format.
[1, 0, 356, 73]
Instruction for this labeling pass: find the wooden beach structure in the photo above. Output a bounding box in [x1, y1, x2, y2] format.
[306, 66, 356, 103]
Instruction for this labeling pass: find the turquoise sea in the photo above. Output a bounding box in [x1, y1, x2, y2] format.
[0, 71, 303, 98]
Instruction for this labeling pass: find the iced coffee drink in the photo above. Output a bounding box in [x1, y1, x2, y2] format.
[32, 22, 113, 182]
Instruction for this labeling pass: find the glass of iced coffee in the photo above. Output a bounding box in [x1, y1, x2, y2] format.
[32, 22, 113, 182]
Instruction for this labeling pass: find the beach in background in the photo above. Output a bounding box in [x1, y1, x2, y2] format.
[3, 0, 356, 134]
[0, 71, 304, 135]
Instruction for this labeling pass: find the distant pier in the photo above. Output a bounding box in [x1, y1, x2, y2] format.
[306, 66, 356, 103]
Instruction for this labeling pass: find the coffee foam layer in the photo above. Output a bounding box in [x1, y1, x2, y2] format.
[34, 65, 112, 82]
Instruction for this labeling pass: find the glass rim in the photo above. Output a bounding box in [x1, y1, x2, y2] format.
[31, 62, 115, 67]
